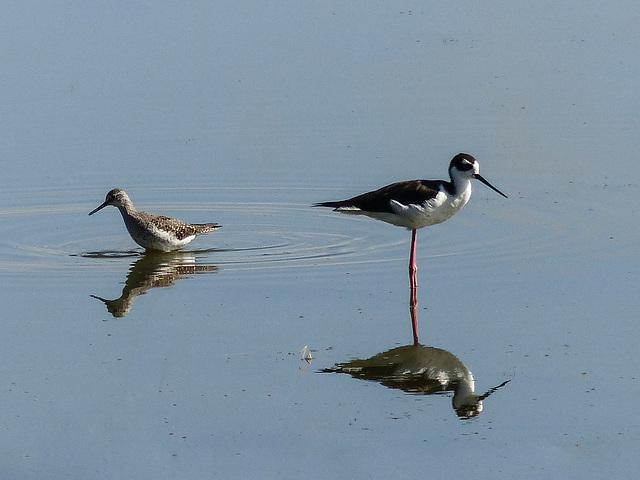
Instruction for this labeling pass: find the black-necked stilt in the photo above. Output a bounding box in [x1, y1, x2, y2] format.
[89, 189, 220, 252]
[313, 153, 507, 296]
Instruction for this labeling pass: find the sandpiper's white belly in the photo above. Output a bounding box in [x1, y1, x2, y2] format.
[139, 228, 195, 251]
[123, 217, 195, 252]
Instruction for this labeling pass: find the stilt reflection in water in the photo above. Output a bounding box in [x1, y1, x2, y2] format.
[324, 293, 509, 418]
[323, 344, 509, 419]
[89, 251, 217, 317]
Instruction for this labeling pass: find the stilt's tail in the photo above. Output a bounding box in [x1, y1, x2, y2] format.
[312, 201, 352, 210]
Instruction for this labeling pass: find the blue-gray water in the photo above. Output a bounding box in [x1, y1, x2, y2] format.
[1, 2, 639, 479]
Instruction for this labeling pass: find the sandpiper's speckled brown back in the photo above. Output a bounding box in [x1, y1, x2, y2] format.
[134, 211, 219, 240]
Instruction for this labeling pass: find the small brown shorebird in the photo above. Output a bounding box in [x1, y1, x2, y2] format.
[89, 188, 220, 252]
[313, 153, 507, 298]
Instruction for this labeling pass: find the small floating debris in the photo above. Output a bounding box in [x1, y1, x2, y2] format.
[300, 345, 313, 363]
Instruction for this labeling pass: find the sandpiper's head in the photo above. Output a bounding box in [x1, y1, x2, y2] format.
[89, 188, 132, 215]
[449, 153, 507, 198]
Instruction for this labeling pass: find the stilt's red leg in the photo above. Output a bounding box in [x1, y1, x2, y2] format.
[409, 229, 418, 297]
[410, 300, 419, 345]
[409, 229, 419, 344]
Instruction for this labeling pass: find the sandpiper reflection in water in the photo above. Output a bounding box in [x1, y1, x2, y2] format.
[90, 251, 218, 317]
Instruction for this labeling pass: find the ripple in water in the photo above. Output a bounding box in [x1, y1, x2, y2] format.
[0, 188, 397, 274]
[0, 184, 615, 276]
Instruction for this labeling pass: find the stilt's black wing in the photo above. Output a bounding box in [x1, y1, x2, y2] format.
[313, 180, 445, 214]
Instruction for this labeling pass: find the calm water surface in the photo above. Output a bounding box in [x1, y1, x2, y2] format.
[1, 2, 639, 479]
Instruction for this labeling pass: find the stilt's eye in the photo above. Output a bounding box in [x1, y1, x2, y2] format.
[459, 159, 474, 170]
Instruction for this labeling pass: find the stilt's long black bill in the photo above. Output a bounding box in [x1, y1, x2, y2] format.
[474, 174, 508, 198]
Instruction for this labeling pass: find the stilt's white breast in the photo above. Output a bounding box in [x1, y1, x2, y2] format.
[361, 183, 472, 230]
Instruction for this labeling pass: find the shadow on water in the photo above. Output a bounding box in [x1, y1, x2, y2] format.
[86, 250, 217, 317]
[322, 282, 510, 419]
